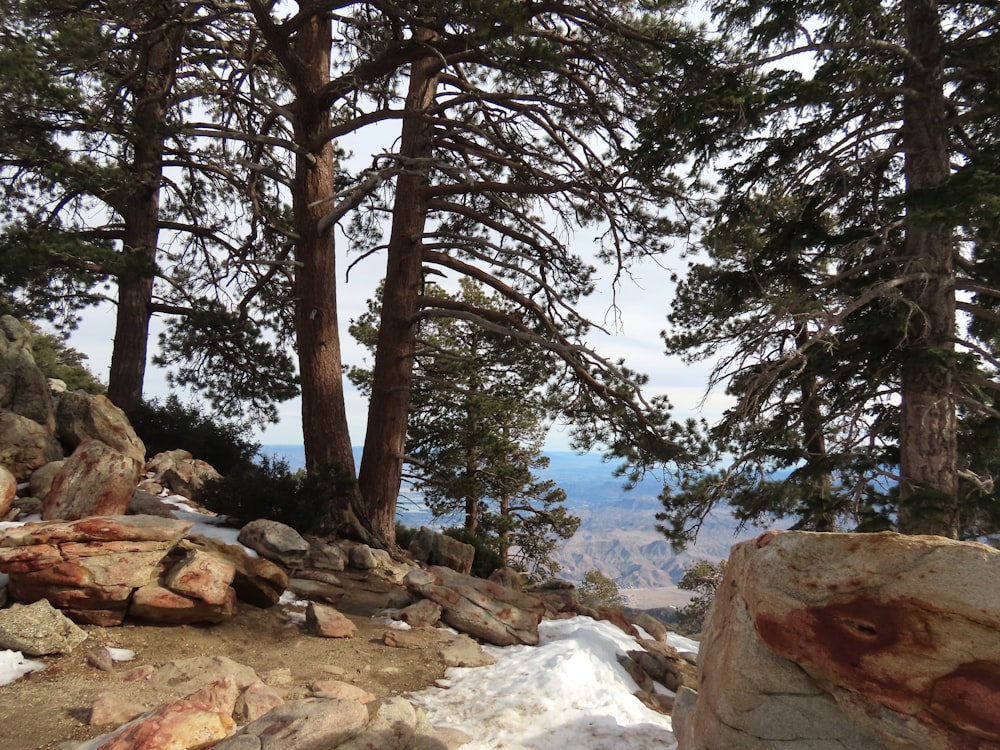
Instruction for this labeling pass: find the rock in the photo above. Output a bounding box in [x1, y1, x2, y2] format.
[89, 691, 149, 726]
[213, 698, 369, 750]
[0, 315, 56, 430]
[92, 697, 236, 750]
[674, 530, 1000, 750]
[127, 490, 178, 518]
[130, 583, 237, 625]
[304, 537, 347, 571]
[0, 464, 14, 517]
[184, 535, 289, 608]
[28, 460, 64, 501]
[238, 519, 311, 568]
[0, 598, 88, 655]
[234, 680, 285, 724]
[309, 680, 376, 703]
[408, 526, 475, 575]
[0, 514, 193, 547]
[404, 565, 545, 646]
[161, 459, 221, 501]
[145, 655, 260, 698]
[187, 675, 241, 718]
[0, 411, 63, 481]
[162, 548, 237, 606]
[53, 391, 145, 465]
[397, 598, 442, 628]
[87, 645, 116, 672]
[438, 633, 496, 668]
[42, 439, 143, 520]
[629, 640, 696, 693]
[146, 449, 194, 475]
[337, 696, 416, 750]
[288, 578, 343, 604]
[409, 707, 472, 750]
[306, 602, 358, 638]
[631, 612, 669, 643]
[487, 567, 524, 590]
[347, 543, 377, 571]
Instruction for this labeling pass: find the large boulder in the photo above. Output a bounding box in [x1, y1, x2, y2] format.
[0, 463, 15, 517]
[404, 565, 545, 646]
[408, 526, 475, 575]
[54, 391, 145, 465]
[673, 530, 1000, 750]
[42, 438, 143, 520]
[0, 315, 55, 430]
[238, 518, 311, 569]
[0, 410, 63, 481]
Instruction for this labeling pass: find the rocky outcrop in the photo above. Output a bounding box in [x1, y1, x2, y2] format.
[0, 515, 271, 626]
[145, 449, 221, 500]
[404, 565, 546, 646]
[238, 518, 311, 569]
[673, 530, 1000, 750]
[41, 439, 143, 520]
[408, 526, 475, 575]
[0, 464, 14, 517]
[0, 316, 55, 431]
[0, 411, 63, 481]
[53, 391, 145, 466]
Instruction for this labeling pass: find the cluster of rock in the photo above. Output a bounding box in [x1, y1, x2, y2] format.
[673, 529, 1000, 750]
[83, 654, 471, 750]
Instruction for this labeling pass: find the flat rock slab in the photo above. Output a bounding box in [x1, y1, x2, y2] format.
[0, 515, 193, 547]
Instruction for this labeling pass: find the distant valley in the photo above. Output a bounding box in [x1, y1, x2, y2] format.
[261, 446, 764, 610]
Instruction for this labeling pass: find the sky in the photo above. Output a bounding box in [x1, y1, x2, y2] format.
[0, 500, 698, 749]
[65, 250, 732, 453]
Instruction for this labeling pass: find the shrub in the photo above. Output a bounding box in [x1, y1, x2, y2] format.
[125, 395, 259, 474]
[578, 569, 625, 610]
[676, 558, 727, 634]
[199, 457, 355, 536]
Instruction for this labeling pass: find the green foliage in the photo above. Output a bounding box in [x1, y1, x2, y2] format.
[675, 559, 726, 634]
[23, 323, 105, 394]
[124, 395, 259, 475]
[351, 279, 580, 577]
[578, 569, 625, 610]
[199, 457, 355, 536]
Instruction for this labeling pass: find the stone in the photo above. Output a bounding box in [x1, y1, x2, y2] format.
[347, 543, 377, 571]
[42, 439, 143, 520]
[306, 602, 357, 638]
[397, 598, 442, 628]
[187, 676, 241, 718]
[404, 565, 545, 646]
[238, 519, 311, 568]
[163, 548, 237, 606]
[86, 645, 116, 672]
[89, 692, 149, 726]
[53, 390, 145, 465]
[93, 697, 236, 750]
[0, 598, 88, 655]
[288, 578, 343, 604]
[161, 458, 221, 500]
[438, 633, 496, 668]
[184, 535, 289, 608]
[0, 514, 193, 547]
[130, 583, 237, 625]
[0, 315, 56, 430]
[674, 530, 1000, 750]
[28, 460, 64, 501]
[487, 567, 524, 590]
[213, 698, 369, 750]
[0, 463, 14, 517]
[128, 490, 178, 518]
[304, 537, 347, 571]
[631, 612, 669, 643]
[337, 697, 416, 750]
[146, 449, 194, 475]
[145, 656, 260, 698]
[408, 526, 475, 575]
[0, 410, 63, 481]
[234, 680, 285, 724]
[309, 679, 375, 703]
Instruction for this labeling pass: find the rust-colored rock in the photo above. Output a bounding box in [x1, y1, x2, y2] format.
[163, 548, 236, 606]
[42, 439, 143, 520]
[53, 391, 145, 466]
[93, 697, 235, 750]
[0, 411, 63, 481]
[130, 584, 237, 625]
[306, 602, 358, 638]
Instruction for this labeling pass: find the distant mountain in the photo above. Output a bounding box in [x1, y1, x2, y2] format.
[260, 446, 766, 608]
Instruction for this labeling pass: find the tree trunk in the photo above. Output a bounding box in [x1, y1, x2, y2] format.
[357, 38, 441, 544]
[290, 13, 358, 489]
[107, 4, 184, 408]
[896, 0, 958, 536]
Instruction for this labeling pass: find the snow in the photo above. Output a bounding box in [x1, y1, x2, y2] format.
[0, 498, 697, 749]
[410, 615, 690, 749]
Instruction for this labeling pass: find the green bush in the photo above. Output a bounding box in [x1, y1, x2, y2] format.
[578, 569, 625, 610]
[125, 395, 259, 474]
[199, 457, 354, 536]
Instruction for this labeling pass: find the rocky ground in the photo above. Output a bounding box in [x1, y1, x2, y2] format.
[0, 569, 450, 750]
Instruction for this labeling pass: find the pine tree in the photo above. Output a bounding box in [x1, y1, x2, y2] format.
[641, 0, 1000, 540]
